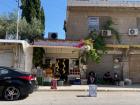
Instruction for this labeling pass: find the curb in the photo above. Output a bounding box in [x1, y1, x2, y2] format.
[36, 85, 140, 92]
[37, 89, 140, 92]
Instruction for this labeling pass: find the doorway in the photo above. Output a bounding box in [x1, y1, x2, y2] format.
[55, 59, 69, 82]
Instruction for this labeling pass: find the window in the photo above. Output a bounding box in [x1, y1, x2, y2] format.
[0, 69, 9, 75]
[88, 16, 99, 32]
[88, 16, 111, 32]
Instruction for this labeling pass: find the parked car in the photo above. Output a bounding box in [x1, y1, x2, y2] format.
[0, 66, 38, 101]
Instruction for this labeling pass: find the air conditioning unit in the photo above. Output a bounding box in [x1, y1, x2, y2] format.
[48, 32, 58, 40]
[129, 28, 138, 35]
[101, 30, 112, 37]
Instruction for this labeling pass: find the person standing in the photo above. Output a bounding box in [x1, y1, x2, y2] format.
[114, 72, 120, 85]
[87, 71, 96, 84]
[36, 66, 43, 85]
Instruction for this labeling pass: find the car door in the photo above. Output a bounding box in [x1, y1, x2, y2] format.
[0, 68, 11, 86]
[0, 68, 11, 96]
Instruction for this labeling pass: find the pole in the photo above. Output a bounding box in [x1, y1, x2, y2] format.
[16, 0, 20, 40]
[16, 0, 20, 69]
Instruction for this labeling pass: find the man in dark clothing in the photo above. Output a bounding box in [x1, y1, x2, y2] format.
[87, 71, 96, 84]
[103, 72, 113, 84]
[113, 72, 120, 85]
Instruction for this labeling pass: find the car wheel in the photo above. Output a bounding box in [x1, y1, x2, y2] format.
[3, 86, 20, 101]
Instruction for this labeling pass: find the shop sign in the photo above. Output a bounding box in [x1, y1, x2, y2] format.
[34, 41, 84, 48]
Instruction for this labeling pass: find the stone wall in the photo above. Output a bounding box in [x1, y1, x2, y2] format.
[66, 7, 140, 44]
[87, 54, 114, 79]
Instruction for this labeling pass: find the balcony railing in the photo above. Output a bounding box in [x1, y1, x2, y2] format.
[68, 0, 140, 7]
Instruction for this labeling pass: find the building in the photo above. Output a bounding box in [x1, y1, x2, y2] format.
[0, 39, 33, 73]
[66, 0, 140, 83]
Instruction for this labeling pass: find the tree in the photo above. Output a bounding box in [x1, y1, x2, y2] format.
[21, 0, 45, 68]
[0, 10, 17, 38]
[81, 38, 101, 64]
[0, 10, 43, 40]
[102, 18, 120, 43]
[19, 18, 43, 39]
[40, 7, 45, 31]
[21, 0, 45, 33]
[33, 47, 45, 67]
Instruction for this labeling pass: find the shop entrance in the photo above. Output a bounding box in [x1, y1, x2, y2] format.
[55, 59, 69, 82]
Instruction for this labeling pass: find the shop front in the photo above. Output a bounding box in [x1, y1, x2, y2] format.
[32, 40, 84, 86]
[43, 58, 80, 85]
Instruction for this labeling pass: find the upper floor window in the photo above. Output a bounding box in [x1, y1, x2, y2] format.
[88, 16, 99, 32]
[88, 16, 111, 33]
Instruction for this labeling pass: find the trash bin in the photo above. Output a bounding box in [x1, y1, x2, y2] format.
[89, 85, 97, 97]
[51, 79, 57, 89]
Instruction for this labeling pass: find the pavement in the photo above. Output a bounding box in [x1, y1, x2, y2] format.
[2, 92, 140, 105]
[38, 84, 140, 92]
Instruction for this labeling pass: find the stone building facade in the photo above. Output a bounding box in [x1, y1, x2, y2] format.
[66, 0, 140, 83]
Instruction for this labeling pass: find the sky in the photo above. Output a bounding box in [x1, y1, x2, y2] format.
[0, 0, 67, 39]
[0, 0, 139, 39]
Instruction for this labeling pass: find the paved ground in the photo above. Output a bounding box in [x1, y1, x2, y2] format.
[0, 91, 140, 105]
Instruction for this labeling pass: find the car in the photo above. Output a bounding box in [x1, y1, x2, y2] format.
[0, 66, 38, 101]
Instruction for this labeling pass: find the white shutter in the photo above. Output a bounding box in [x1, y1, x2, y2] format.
[0, 52, 14, 67]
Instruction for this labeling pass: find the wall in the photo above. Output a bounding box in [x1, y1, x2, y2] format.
[0, 43, 27, 71]
[16, 45, 25, 71]
[87, 54, 123, 80]
[66, 7, 140, 44]
[129, 54, 140, 83]
[24, 47, 33, 73]
[87, 54, 113, 79]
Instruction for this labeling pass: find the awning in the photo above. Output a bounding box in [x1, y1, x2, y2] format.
[130, 45, 140, 48]
[106, 44, 140, 49]
[30, 45, 80, 50]
[31, 40, 84, 48]
[30, 45, 80, 58]
[106, 44, 130, 49]
[30, 40, 83, 58]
